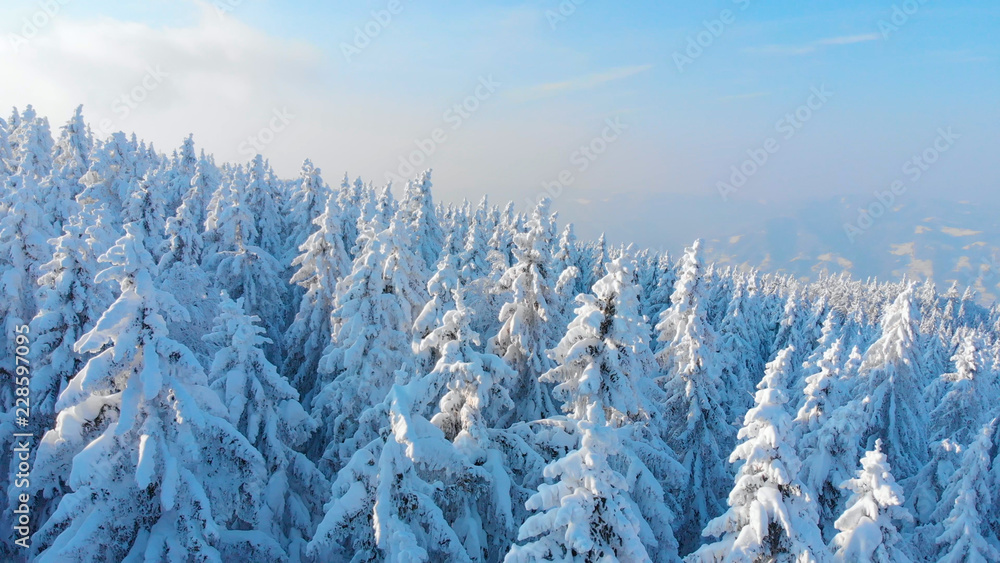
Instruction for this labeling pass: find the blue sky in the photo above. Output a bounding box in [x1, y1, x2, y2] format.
[2, 0, 997, 248]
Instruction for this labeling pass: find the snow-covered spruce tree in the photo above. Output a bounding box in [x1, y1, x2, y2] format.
[184, 150, 219, 234]
[932, 416, 1000, 562]
[204, 295, 330, 560]
[284, 159, 329, 266]
[244, 154, 286, 259]
[425, 288, 552, 561]
[926, 333, 997, 447]
[29, 224, 278, 562]
[10, 104, 54, 185]
[642, 254, 675, 345]
[123, 164, 168, 263]
[506, 403, 654, 563]
[716, 279, 765, 420]
[162, 134, 198, 212]
[691, 347, 828, 563]
[27, 214, 108, 426]
[654, 238, 734, 555]
[283, 192, 351, 401]
[399, 170, 445, 270]
[487, 202, 516, 278]
[311, 218, 426, 473]
[413, 233, 463, 373]
[335, 173, 364, 258]
[459, 195, 493, 284]
[157, 167, 218, 363]
[856, 285, 928, 482]
[309, 378, 483, 562]
[831, 440, 913, 562]
[795, 336, 846, 437]
[488, 197, 560, 425]
[77, 132, 139, 240]
[43, 105, 91, 229]
[1, 159, 50, 323]
[509, 254, 682, 562]
[207, 176, 287, 363]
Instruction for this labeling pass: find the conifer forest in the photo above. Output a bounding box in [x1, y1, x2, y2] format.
[1, 105, 999, 562]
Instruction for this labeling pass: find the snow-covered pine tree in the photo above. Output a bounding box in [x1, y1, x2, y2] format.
[157, 165, 218, 362]
[926, 333, 997, 447]
[284, 159, 329, 266]
[311, 218, 426, 473]
[510, 254, 681, 562]
[460, 195, 493, 284]
[932, 416, 1000, 562]
[244, 154, 286, 259]
[77, 132, 139, 243]
[425, 288, 550, 561]
[691, 346, 829, 562]
[830, 440, 913, 562]
[27, 213, 108, 426]
[43, 105, 91, 229]
[283, 192, 351, 401]
[10, 105, 54, 185]
[716, 278, 765, 420]
[654, 239, 734, 555]
[413, 232, 463, 373]
[204, 295, 330, 559]
[400, 170, 445, 270]
[309, 377, 481, 562]
[856, 285, 929, 482]
[122, 163, 168, 263]
[488, 197, 560, 425]
[335, 173, 363, 258]
[208, 175, 288, 362]
[29, 224, 278, 562]
[487, 202, 516, 278]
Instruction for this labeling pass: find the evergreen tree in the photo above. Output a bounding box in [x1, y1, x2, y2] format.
[284, 159, 329, 266]
[510, 255, 681, 562]
[204, 296, 330, 559]
[488, 197, 560, 425]
[831, 441, 913, 563]
[654, 239, 733, 554]
[283, 193, 351, 400]
[208, 179, 287, 361]
[400, 170, 445, 269]
[311, 219, 425, 472]
[44, 105, 91, 229]
[691, 347, 828, 562]
[30, 224, 276, 562]
[856, 286, 928, 481]
[933, 416, 1000, 562]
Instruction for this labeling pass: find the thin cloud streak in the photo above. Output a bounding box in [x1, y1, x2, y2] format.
[506, 64, 653, 102]
[744, 33, 880, 56]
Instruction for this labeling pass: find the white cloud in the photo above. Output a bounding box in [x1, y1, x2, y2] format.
[0, 8, 409, 177]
